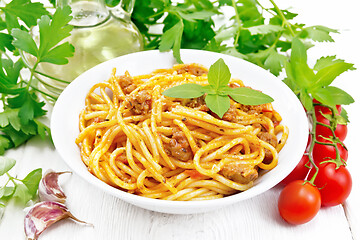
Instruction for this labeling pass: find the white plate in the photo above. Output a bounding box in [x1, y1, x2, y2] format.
[51, 49, 309, 214]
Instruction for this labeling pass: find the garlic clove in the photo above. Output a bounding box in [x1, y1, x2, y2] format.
[38, 170, 71, 203]
[24, 201, 90, 240]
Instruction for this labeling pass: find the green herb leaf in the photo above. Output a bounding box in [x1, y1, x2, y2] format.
[0, 157, 16, 176]
[301, 25, 338, 42]
[263, 49, 287, 76]
[289, 38, 315, 88]
[311, 86, 355, 106]
[1, 126, 32, 148]
[207, 58, 231, 89]
[34, 119, 52, 140]
[312, 62, 354, 88]
[11, 28, 39, 57]
[11, 6, 74, 64]
[227, 87, 274, 105]
[313, 56, 355, 71]
[0, 136, 12, 155]
[38, 7, 73, 55]
[247, 24, 283, 35]
[13, 183, 32, 204]
[1, 0, 48, 28]
[0, 186, 15, 199]
[159, 21, 184, 63]
[162, 83, 205, 98]
[21, 168, 42, 198]
[177, 10, 215, 22]
[205, 94, 230, 118]
[0, 33, 15, 52]
[40, 43, 75, 65]
[340, 107, 349, 123]
[0, 108, 21, 131]
[300, 89, 313, 111]
[16, 92, 47, 125]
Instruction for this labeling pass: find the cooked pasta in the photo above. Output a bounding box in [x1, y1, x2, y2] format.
[76, 63, 289, 201]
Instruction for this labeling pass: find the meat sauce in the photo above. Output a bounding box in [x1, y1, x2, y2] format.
[118, 66, 278, 185]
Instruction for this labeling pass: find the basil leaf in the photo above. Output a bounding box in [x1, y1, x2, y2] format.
[162, 83, 205, 98]
[202, 85, 217, 95]
[13, 183, 32, 204]
[0, 157, 16, 176]
[21, 168, 42, 198]
[205, 94, 230, 118]
[0, 186, 15, 199]
[311, 86, 355, 106]
[207, 58, 231, 89]
[227, 87, 274, 105]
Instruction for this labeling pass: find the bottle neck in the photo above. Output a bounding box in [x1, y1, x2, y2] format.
[57, 0, 109, 27]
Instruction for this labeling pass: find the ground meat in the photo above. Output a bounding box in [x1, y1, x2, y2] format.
[221, 162, 258, 184]
[222, 104, 238, 122]
[176, 64, 208, 76]
[184, 96, 209, 112]
[257, 132, 278, 163]
[118, 75, 137, 94]
[168, 127, 193, 161]
[237, 104, 265, 115]
[126, 90, 152, 115]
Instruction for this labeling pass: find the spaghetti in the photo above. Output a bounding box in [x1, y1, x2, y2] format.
[76, 63, 289, 201]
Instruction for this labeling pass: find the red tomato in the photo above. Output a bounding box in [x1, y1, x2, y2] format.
[278, 180, 321, 225]
[309, 163, 352, 207]
[279, 154, 311, 186]
[184, 170, 205, 179]
[312, 139, 348, 165]
[315, 113, 347, 141]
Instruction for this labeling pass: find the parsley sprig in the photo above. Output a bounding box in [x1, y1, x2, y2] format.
[0, 5, 74, 155]
[162, 58, 274, 118]
[131, 0, 340, 75]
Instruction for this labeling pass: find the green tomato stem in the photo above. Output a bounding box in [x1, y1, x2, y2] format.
[307, 109, 319, 185]
[313, 103, 346, 168]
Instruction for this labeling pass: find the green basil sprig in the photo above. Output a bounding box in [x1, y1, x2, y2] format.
[162, 58, 274, 118]
[0, 157, 42, 207]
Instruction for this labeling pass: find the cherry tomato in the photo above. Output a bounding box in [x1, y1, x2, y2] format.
[315, 113, 347, 141]
[279, 154, 311, 186]
[312, 139, 348, 165]
[309, 163, 352, 207]
[278, 180, 321, 225]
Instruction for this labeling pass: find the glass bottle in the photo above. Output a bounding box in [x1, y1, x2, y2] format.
[23, 0, 143, 99]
